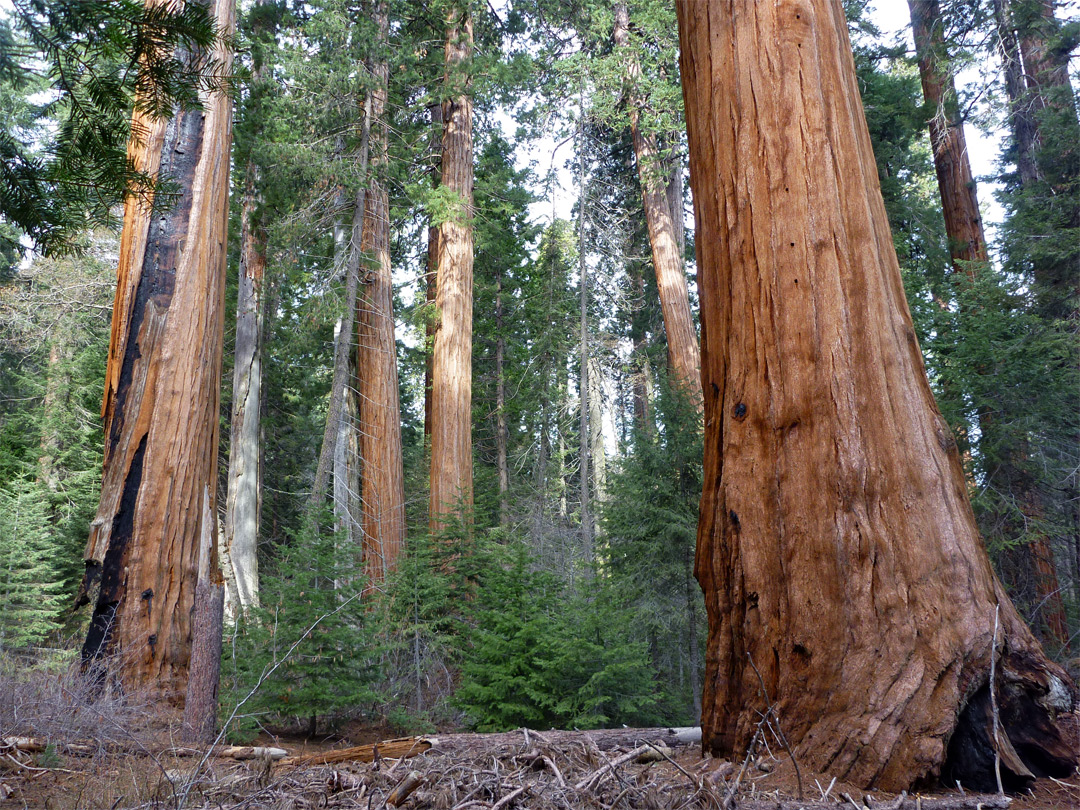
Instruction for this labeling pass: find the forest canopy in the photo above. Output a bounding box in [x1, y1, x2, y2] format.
[0, 0, 1076, 797]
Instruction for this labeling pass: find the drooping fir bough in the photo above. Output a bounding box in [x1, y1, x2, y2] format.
[675, 0, 1076, 791]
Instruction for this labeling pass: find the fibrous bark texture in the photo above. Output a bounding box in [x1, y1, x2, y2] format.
[182, 516, 224, 743]
[222, 144, 266, 616]
[908, 0, 989, 271]
[428, 5, 474, 531]
[675, 0, 1076, 791]
[77, 0, 234, 697]
[357, 0, 405, 588]
[614, 3, 701, 407]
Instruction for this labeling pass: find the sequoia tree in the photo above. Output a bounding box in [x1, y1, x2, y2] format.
[675, 0, 1076, 792]
[613, 3, 701, 406]
[76, 0, 235, 696]
[908, 0, 988, 270]
[357, 0, 405, 586]
[429, 3, 475, 530]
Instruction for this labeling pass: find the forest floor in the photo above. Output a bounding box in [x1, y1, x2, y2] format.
[3, 723, 1078, 810]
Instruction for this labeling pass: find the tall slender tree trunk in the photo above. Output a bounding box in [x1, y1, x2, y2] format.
[424, 103, 443, 444]
[588, 354, 606, 524]
[357, 0, 405, 588]
[913, 0, 1071, 649]
[309, 97, 371, 515]
[222, 46, 272, 614]
[429, 5, 474, 531]
[676, 0, 1075, 791]
[76, 0, 235, 697]
[614, 3, 701, 407]
[994, 0, 1040, 189]
[577, 98, 593, 566]
[908, 0, 989, 271]
[495, 270, 510, 528]
[630, 263, 652, 434]
[995, 0, 1080, 313]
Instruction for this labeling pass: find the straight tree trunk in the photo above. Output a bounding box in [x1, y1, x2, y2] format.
[222, 129, 267, 617]
[908, 0, 989, 271]
[996, 0, 1080, 313]
[429, 5, 474, 531]
[630, 263, 652, 434]
[675, 0, 1076, 791]
[309, 97, 371, 515]
[495, 270, 510, 528]
[614, 3, 701, 407]
[994, 0, 1040, 189]
[182, 500, 225, 743]
[76, 0, 235, 697]
[356, 0, 405, 588]
[577, 101, 593, 566]
[588, 354, 606, 522]
[424, 103, 443, 443]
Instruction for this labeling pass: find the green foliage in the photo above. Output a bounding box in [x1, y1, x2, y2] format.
[454, 539, 661, 731]
[224, 516, 382, 735]
[0, 478, 68, 647]
[602, 378, 705, 724]
[0, 0, 223, 255]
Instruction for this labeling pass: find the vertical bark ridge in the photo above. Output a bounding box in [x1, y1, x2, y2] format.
[78, 0, 234, 697]
[676, 0, 1075, 790]
[357, 0, 405, 588]
[429, 5, 474, 531]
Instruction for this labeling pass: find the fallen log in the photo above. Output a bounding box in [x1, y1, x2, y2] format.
[0, 737, 286, 761]
[423, 726, 701, 757]
[280, 737, 431, 767]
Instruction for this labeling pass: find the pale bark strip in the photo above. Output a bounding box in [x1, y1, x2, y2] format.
[356, 0, 405, 588]
[614, 3, 701, 407]
[675, 0, 1075, 791]
[429, 4, 475, 531]
[222, 151, 266, 615]
[78, 0, 235, 697]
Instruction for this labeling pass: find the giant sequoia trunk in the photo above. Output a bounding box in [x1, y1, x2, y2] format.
[613, 3, 701, 407]
[675, 0, 1076, 791]
[76, 0, 234, 697]
[908, 0, 988, 271]
[428, 5, 474, 531]
[356, 0, 405, 587]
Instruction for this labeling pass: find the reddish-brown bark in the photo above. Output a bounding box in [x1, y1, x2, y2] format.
[429, 5, 474, 530]
[77, 0, 234, 697]
[614, 3, 701, 406]
[356, 0, 405, 587]
[908, 0, 988, 272]
[675, 0, 1075, 791]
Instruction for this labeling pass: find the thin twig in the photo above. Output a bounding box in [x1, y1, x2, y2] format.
[989, 604, 1003, 796]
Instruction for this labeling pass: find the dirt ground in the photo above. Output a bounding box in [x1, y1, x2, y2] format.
[3, 726, 1078, 810]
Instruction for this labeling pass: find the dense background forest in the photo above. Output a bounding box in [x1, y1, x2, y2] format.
[0, 0, 1076, 744]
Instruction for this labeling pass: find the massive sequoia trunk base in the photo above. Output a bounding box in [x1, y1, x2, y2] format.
[675, 0, 1076, 792]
